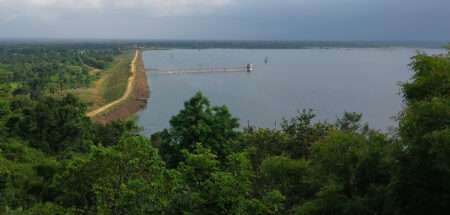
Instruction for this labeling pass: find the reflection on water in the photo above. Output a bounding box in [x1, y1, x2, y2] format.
[137, 48, 444, 136]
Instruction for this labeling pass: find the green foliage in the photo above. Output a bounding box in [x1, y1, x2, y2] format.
[25, 202, 73, 215]
[402, 51, 449, 103]
[302, 131, 391, 214]
[3, 93, 140, 154]
[281, 109, 331, 159]
[4, 94, 93, 153]
[52, 133, 177, 214]
[261, 156, 311, 208]
[295, 183, 347, 215]
[174, 144, 285, 214]
[388, 49, 450, 215]
[0, 139, 45, 163]
[92, 119, 140, 147]
[0, 139, 52, 212]
[178, 143, 220, 188]
[154, 91, 239, 167]
[33, 94, 93, 153]
[335, 112, 368, 133]
[0, 43, 121, 96]
[235, 128, 288, 169]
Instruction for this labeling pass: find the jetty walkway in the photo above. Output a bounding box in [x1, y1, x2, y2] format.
[146, 64, 253, 74]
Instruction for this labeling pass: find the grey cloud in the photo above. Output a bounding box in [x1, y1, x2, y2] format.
[0, 0, 448, 40]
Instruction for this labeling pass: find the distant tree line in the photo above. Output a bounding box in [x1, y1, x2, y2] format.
[132, 40, 447, 49]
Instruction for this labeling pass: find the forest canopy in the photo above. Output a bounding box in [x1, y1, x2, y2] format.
[0, 42, 124, 99]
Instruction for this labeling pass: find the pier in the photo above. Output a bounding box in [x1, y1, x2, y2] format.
[146, 64, 253, 74]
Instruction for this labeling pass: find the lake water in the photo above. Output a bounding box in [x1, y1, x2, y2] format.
[137, 48, 444, 135]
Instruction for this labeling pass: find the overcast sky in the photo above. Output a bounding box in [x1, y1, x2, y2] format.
[0, 0, 449, 40]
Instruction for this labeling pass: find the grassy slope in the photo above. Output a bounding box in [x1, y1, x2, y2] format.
[100, 51, 134, 104]
[65, 51, 134, 111]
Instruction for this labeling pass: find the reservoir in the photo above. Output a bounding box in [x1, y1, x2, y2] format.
[137, 48, 444, 135]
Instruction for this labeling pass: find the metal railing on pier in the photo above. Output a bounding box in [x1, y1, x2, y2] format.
[146, 64, 253, 74]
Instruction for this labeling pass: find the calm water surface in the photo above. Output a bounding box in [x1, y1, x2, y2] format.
[137, 48, 444, 135]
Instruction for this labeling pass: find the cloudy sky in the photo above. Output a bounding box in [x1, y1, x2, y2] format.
[0, 0, 449, 40]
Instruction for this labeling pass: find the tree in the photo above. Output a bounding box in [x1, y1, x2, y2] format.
[52, 133, 178, 214]
[0, 139, 50, 212]
[153, 92, 239, 167]
[234, 127, 288, 170]
[335, 112, 367, 133]
[388, 49, 450, 214]
[281, 109, 330, 159]
[262, 156, 311, 208]
[92, 119, 140, 147]
[33, 94, 93, 153]
[175, 144, 285, 214]
[300, 130, 391, 214]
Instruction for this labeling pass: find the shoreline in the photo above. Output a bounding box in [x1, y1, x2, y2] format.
[91, 49, 151, 124]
